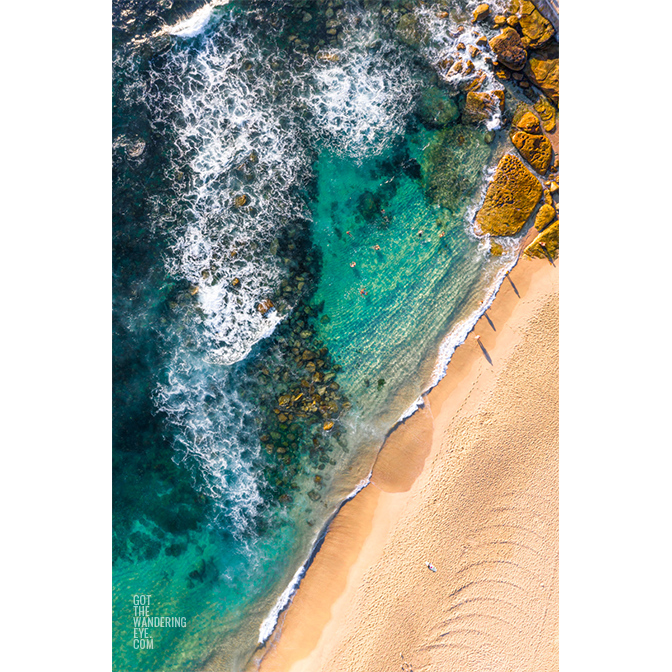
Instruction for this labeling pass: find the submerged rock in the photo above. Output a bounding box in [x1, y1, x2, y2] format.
[510, 129, 553, 174]
[462, 90, 505, 125]
[422, 125, 493, 210]
[475, 154, 542, 236]
[489, 27, 527, 71]
[396, 12, 427, 48]
[418, 86, 460, 127]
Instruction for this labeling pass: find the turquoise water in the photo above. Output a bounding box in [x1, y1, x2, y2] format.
[113, 1, 533, 670]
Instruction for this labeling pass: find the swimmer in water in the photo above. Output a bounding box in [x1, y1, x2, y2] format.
[373, 244, 380, 251]
[350, 262, 356, 268]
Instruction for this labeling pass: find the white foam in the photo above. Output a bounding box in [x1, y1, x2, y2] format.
[307, 15, 419, 159]
[413, 3, 505, 131]
[164, 1, 231, 38]
[257, 475, 371, 644]
[258, 556, 308, 644]
[146, 18, 311, 367]
[398, 395, 425, 422]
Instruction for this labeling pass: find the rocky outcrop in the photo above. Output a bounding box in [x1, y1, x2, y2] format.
[489, 27, 527, 71]
[525, 53, 559, 105]
[524, 220, 559, 259]
[462, 89, 505, 124]
[475, 154, 542, 236]
[518, 0, 555, 48]
[510, 129, 553, 173]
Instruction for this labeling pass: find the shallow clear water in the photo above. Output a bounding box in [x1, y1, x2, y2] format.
[113, 1, 532, 670]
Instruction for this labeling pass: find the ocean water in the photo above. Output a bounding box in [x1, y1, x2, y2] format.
[112, 1, 532, 670]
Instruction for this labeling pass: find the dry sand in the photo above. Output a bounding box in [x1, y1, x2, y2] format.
[253, 252, 559, 672]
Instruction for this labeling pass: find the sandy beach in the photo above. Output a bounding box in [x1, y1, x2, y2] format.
[253, 249, 559, 672]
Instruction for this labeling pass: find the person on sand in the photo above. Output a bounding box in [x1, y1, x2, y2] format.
[475, 334, 481, 341]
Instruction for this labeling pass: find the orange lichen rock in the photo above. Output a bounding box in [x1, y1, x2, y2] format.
[472, 4, 490, 22]
[475, 154, 542, 236]
[233, 194, 248, 207]
[257, 299, 274, 314]
[533, 96, 557, 132]
[518, 0, 555, 49]
[515, 111, 541, 133]
[510, 129, 553, 173]
[460, 70, 488, 92]
[525, 54, 559, 105]
[534, 203, 556, 230]
[462, 89, 505, 124]
[524, 220, 559, 259]
[489, 27, 527, 71]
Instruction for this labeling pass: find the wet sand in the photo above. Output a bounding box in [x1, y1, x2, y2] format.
[253, 249, 559, 672]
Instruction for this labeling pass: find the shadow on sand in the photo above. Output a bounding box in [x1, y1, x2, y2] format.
[478, 340, 493, 365]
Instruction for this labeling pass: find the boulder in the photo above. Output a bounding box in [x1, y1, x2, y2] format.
[518, 0, 555, 49]
[489, 27, 527, 71]
[418, 86, 460, 127]
[462, 89, 505, 124]
[534, 203, 556, 230]
[515, 111, 541, 133]
[510, 129, 553, 173]
[524, 220, 559, 259]
[525, 53, 559, 105]
[472, 4, 490, 22]
[475, 154, 542, 236]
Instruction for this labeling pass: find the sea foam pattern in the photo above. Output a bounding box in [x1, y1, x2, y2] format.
[143, 8, 426, 534]
[308, 14, 419, 159]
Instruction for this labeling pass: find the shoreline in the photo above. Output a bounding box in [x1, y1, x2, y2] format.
[250, 244, 559, 671]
